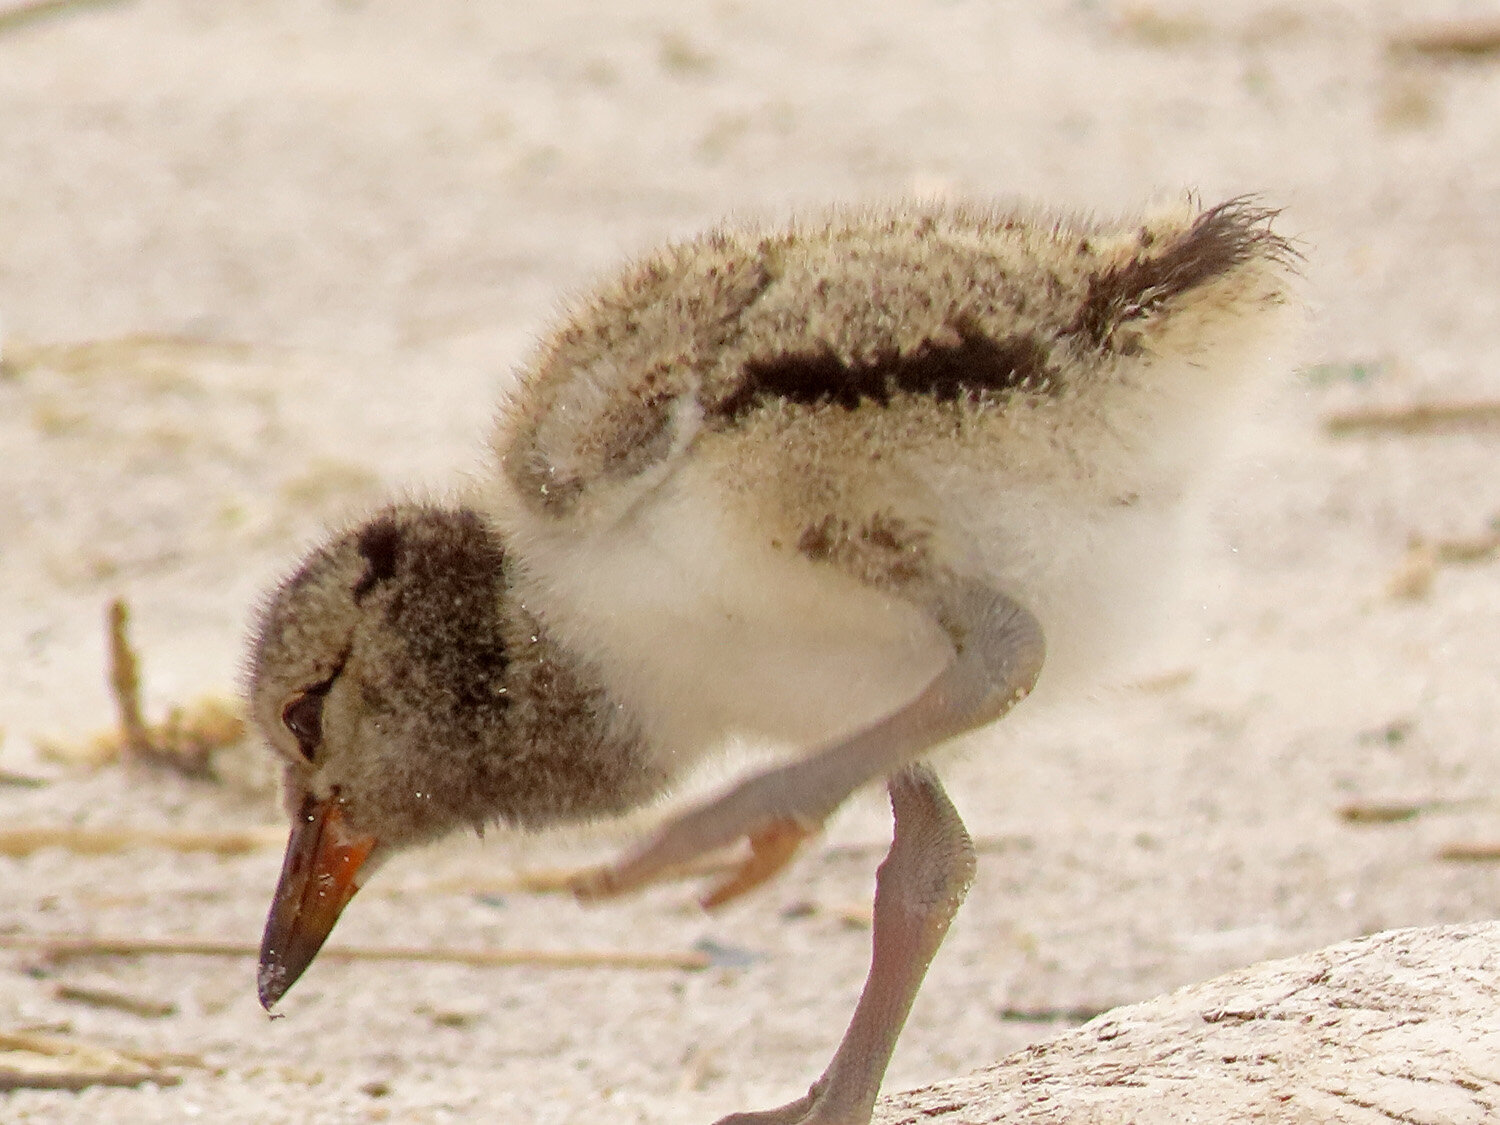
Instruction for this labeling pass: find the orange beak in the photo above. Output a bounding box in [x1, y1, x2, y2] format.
[257, 793, 380, 1010]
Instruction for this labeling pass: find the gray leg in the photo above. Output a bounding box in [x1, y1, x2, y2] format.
[568, 579, 1039, 1123]
[571, 578, 1042, 903]
[713, 765, 976, 1125]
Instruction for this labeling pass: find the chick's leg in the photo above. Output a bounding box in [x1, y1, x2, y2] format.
[571, 579, 1043, 904]
[712, 764, 975, 1125]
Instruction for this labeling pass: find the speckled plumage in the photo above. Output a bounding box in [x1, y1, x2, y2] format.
[485, 198, 1297, 763]
[247, 196, 1299, 1125]
[499, 198, 1290, 511]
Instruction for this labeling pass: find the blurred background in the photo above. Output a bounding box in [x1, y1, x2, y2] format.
[4, 2, 1500, 1122]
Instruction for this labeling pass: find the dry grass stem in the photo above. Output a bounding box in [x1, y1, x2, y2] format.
[1, 331, 257, 378]
[1387, 540, 1440, 600]
[835, 904, 874, 929]
[53, 983, 178, 1019]
[42, 597, 250, 778]
[0, 825, 283, 857]
[1337, 798, 1481, 824]
[1437, 841, 1500, 862]
[1338, 801, 1424, 824]
[1127, 667, 1196, 693]
[1115, 6, 1209, 46]
[995, 1003, 1108, 1023]
[413, 856, 745, 897]
[0, 933, 711, 972]
[0, 1028, 181, 1092]
[1389, 21, 1500, 59]
[416, 833, 1028, 899]
[1387, 529, 1500, 600]
[1430, 531, 1500, 563]
[107, 599, 150, 756]
[1324, 399, 1500, 436]
[0, 0, 128, 34]
[408, 864, 729, 900]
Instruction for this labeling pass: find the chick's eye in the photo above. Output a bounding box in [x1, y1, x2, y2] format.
[281, 689, 328, 761]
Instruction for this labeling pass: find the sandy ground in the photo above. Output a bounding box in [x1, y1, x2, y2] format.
[4, 1, 1500, 1122]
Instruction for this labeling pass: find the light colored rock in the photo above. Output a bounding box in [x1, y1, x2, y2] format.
[878, 922, 1500, 1124]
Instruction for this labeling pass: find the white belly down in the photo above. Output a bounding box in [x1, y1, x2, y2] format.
[505, 479, 954, 770]
[502, 431, 1207, 780]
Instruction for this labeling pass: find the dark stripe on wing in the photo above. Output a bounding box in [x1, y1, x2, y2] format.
[710, 323, 1058, 421]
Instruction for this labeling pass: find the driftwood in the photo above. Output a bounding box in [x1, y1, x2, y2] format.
[876, 921, 1500, 1124]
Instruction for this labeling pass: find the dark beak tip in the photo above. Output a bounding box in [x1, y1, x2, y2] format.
[257, 960, 289, 1011]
